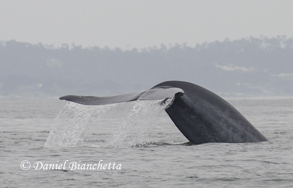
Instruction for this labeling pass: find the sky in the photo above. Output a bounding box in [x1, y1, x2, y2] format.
[1, 0, 293, 49]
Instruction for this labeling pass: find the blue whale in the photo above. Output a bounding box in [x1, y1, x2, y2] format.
[60, 81, 267, 144]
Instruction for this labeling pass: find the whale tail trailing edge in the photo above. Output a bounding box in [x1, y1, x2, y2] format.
[59, 87, 184, 106]
[59, 92, 143, 105]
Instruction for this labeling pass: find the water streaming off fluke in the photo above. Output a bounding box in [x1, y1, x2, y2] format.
[45, 98, 173, 148]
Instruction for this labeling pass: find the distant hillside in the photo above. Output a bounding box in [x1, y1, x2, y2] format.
[1, 36, 293, 97]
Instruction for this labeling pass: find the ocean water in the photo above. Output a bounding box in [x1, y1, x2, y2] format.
[1, 97, 293, 187]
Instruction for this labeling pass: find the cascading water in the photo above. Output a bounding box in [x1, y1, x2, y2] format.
[45, 102, 116, 147]
[45, 98, 174, 148]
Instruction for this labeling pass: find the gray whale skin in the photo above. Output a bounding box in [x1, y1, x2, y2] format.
[60, 81, 267, 145]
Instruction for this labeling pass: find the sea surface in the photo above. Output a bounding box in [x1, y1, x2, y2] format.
[1, 97, 293, 188]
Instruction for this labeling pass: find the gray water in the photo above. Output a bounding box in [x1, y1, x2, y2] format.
[1, 97, 293, 187]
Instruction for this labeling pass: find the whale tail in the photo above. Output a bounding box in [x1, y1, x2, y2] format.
[59, 80, 267, 144]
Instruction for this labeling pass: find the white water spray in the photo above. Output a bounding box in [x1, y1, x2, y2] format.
[45, 98, 174, 148]
[45, 102, 116, 147]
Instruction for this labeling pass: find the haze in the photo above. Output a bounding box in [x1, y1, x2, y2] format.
[1, 0, 293, 49]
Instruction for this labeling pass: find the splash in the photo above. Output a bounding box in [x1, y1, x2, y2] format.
[45, 98, 173, 148]
[109, 99, 170, 148]
[45, 102, 115, 147]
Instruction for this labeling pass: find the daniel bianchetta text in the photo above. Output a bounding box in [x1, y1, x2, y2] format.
[20, 160, 122, 171]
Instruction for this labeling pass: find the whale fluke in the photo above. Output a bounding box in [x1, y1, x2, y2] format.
[59, 81, 267, 145]
[60, 87, 184, 105]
